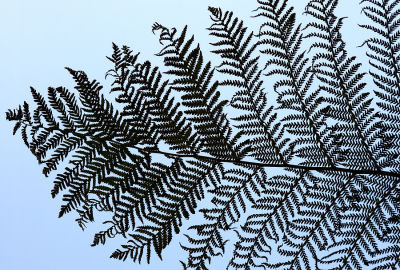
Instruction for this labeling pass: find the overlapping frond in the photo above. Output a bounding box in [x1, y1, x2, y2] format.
[7, 67, 168, 257]
[318, 175, 400, 269]
[182, 166, 267, 269]
[229, 168, 308, 269]
[107, 44, 202, 154]
[255, 0, 335, 167]
[305, 0, 383, 171]
[110, 159, 224, 263]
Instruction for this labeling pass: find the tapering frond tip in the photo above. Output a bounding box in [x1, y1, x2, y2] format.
[152, 22, 176, 44]
[208, 6, 222, 20]
[64, 67, 84, 80]
[287, 12, 296, 27]
[6, 103, 28, 135]
[65, 67, 81, 82]
[64, 66, 74, 74]
[6, 105, 22, 121]
[151, 22, 163, 34]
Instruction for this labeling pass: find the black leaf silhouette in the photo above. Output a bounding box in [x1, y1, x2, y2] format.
[6, 0, 400, 269]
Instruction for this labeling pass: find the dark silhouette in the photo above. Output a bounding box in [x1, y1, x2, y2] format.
[6, 0, 400, 269]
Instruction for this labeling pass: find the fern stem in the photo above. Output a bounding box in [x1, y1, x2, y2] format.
[51, 123, 400, 183]
[131, 146, 400, 179]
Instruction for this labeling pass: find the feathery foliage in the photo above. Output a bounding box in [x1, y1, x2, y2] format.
[6, 0, 400, 269]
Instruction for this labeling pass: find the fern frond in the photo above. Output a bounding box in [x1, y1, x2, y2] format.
[153, 24, 245, 160]
[107, 46, 202, 154]
[112, 159, 223, 263]
[208, 6, 292, 164]
[319, 175, 400, 269]
[6, 102, 31, 146]
[58, 141, 135, 218]
[6, 1, 400, 268]
[76, 197, 112, 231]
[360, 0, 400, 171]
[263, 171, 356, 269]
[305, 0, 382, 170]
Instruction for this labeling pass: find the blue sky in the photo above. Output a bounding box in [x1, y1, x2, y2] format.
[0, 0, 374, 269]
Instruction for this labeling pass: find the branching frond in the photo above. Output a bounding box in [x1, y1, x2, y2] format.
[255, 0, 335, 167]
[207, 6, 292, 164]
[319, 175, 400, 269]
[6, 1, 400, 269]
[111, 159, 224, 263]
[305, 0, 383, 171]
[229, 169, 309, 269]
[107, 45, 202, 154]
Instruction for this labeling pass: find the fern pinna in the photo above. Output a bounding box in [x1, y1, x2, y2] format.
[6, 0, 400, 269]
